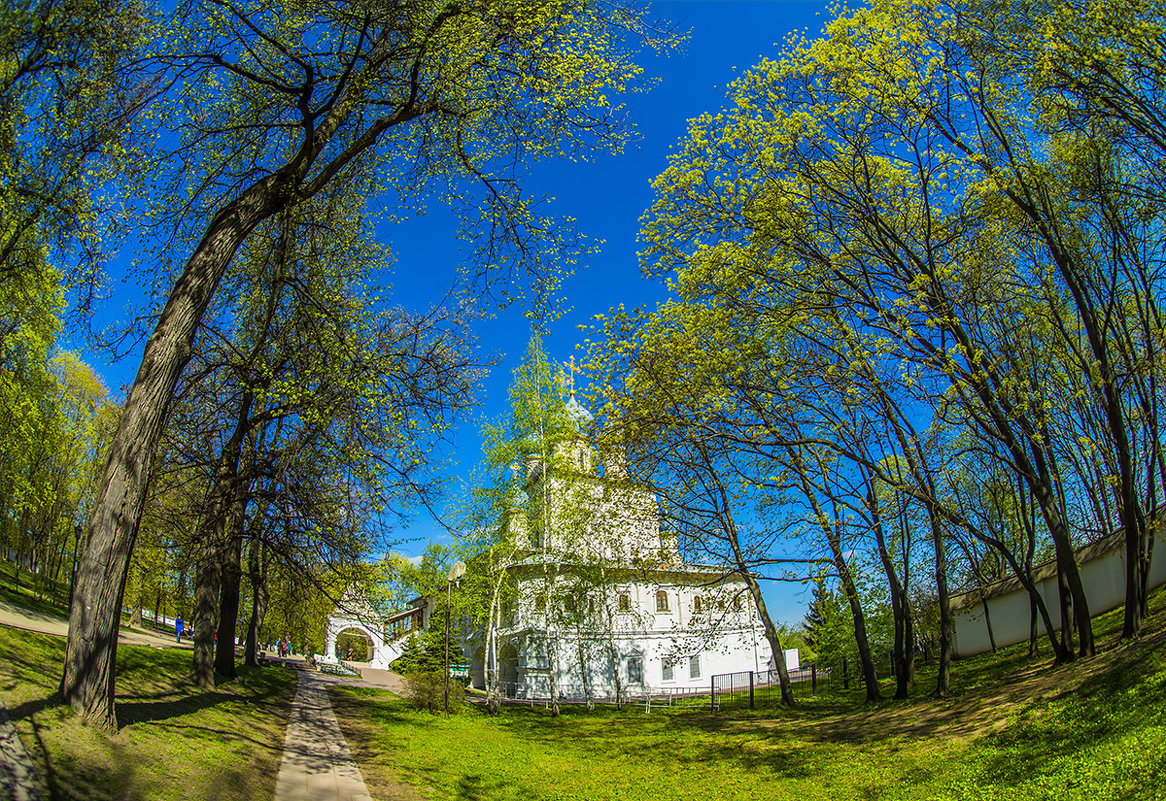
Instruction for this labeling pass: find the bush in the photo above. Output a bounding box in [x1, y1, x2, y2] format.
[401, 670, 466, 714]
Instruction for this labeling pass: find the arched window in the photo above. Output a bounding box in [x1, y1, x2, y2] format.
[693, 595, 702, 613]
[655, 590, 670, 612]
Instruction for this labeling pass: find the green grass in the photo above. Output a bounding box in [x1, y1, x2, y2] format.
[331, 593, 1166, 801]
[0, 626, 296, 801]
[0, 560, 71, 618]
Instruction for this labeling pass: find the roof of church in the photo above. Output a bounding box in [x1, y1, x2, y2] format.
[565, 394, 592, 427]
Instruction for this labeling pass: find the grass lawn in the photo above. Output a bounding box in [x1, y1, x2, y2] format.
[0, 625, 296, 801]
[331, 593, 1166, 801]
[0, 561, 72, 618]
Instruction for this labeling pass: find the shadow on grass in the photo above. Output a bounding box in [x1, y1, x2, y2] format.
[456, 773, 518, 800]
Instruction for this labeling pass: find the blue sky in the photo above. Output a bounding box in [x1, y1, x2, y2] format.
[72, 1, 832, 626]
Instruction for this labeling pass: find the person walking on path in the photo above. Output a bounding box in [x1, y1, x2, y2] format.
[175, 616, 184, 643]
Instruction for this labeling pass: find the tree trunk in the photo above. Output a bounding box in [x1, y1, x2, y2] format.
[575, 632, 594, 712]
[191, 531, 223, 687]
[743, 571, 794, 706]
[868, 485, 910, 700]
[791, 452, 881, 702]
[59, 172, 294, 724]
[485, 582, 501, 715]
[930, 512, 952, 697]
[982, 596, 998, 653]
[244, 541, 268, 667]
[214, 519, 245, 679]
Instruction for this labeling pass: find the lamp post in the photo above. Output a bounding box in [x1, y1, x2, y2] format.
[444, 560, 466, 717]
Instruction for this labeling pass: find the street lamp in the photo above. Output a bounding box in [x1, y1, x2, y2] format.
[444, 560, 466, 716]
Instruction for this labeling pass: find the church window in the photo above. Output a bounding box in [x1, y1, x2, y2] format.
[689, 654, 701, 679]
[618, 593, 631, 612]
[693, 596, 702, 613]
[655, 590, 670, 612]
[564, 596, 576, 613]
[535, 597, 546, 612]
[627, 656, 643, 685]
[733, 594, 743, 611]
[662, 661, 674, 682]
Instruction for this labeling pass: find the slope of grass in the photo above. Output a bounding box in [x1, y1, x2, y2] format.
[0, 561, 71, 618]
[0, 626, 296, 801]
[331, 592, 1166, 801]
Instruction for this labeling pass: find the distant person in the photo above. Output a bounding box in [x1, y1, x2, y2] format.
[175, 617, 184, 643]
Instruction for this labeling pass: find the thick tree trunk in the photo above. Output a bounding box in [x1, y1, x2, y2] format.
[59, 173, 291, 725]
[214, 521, 245, 679]
[191, 531, 223, 687]
[244, 541, 268, 667]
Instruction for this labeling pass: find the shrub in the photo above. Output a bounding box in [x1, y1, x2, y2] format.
[401, 670, 466, 714]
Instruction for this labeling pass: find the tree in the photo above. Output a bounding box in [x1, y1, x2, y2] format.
[1, 0, 154, 315]
[64, 0, 675, 729]
[621, 0, 1166, 673]
[458, 334, 577, 714]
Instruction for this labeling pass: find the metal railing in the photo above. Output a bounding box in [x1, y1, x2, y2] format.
[710, 665, 831, 710]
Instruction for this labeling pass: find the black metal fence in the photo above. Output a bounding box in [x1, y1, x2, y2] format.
[710, 664, 832, 710]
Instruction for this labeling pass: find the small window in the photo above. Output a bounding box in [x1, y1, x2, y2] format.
[733, 594, 743, 611]
[689, 654, 701, 680]
[618, 593, 631, 612]
[655, 590, 670, 612]
[535, 597, 546, 612]
[564, 596, 576, 613]
[662, 661, 674, 682]
[589, 597, 595, 614]
[693, 596, 702, 613]
[627, 656, 643, 684]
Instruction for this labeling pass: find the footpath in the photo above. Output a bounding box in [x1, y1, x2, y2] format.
[272, 663, 373, 801]
[0, 598, 406, 801]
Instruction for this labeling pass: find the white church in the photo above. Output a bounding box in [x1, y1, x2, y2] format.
[323, 385, 781, 700]
[456, 388, 778, 701]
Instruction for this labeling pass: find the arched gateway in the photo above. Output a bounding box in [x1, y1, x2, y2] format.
[321, 588, 427, 670]
[323, 589, 393, 670]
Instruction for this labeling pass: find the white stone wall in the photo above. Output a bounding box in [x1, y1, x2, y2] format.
[952, 524, 1166, 657]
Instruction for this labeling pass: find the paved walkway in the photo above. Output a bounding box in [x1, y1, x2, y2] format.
[273, 667, 372, 801]
[0, 597, 191, 650]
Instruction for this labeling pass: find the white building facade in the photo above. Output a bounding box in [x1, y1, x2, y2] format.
[460, 404, 774, 700]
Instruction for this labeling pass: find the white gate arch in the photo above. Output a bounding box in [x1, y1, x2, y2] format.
[323, 588, 396, 669]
